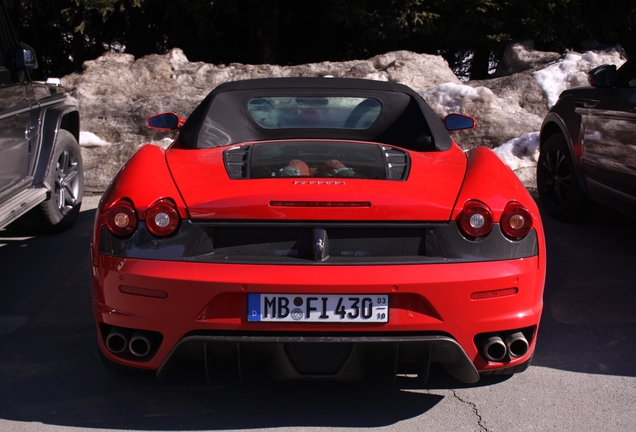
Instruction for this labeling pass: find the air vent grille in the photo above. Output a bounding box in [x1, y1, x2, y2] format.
[224, 145, 252, 179]
[381, 146, 410, 180]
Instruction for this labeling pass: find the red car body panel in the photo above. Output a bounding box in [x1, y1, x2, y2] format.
[91, 78, 545, 383]
[452, 146, 547, 269]
[92, 254, 543, 372]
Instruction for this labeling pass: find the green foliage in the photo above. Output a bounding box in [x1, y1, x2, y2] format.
[62, 0, 143, 33]
[5, 0, 635, 79]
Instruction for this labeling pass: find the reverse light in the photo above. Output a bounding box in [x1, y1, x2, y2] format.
[458, 200, 493, 238]
[106, 200, 138, 236]
[145, 199, 180, 237]
[501, 202, 533, 240]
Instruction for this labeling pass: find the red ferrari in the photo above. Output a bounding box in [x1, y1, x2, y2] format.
[91, 78, 545, 383]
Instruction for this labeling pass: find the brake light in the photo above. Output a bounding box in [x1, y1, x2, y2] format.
[501, 202, 533, 240]
[458, 200, 493, 238]
[106, 200, 138, 236]
[270, 201, 371, 207]
[145, 199, 180, 237]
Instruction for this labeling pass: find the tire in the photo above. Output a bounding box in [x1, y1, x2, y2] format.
[30, 130, 84, 233]
[537, 134, 593, 222]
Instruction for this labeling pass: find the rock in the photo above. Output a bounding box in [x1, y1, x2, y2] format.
[494, 40, 560, 76]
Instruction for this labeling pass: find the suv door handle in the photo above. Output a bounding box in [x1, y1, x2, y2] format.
[584, 100, 600, 108]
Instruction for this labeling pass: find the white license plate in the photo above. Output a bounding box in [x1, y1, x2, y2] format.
[248, 294, 389, 323]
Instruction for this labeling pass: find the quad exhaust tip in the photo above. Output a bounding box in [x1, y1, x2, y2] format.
[129, 330, 153, 357]
[105, 328, 130, 354]
[505, 331, 529, 358]
[481, 331, 530, 362]
[483, 336, 507, 362]
[105, 327, 155, 358]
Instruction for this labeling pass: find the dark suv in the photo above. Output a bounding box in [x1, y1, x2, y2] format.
[0, 3, 83, 232]
[538, 56, 636, 222]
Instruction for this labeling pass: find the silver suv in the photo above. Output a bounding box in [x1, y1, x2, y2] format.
[0, 3, 83, 232]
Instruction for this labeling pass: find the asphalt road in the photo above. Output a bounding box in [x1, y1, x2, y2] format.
[0, 195, 635, 432]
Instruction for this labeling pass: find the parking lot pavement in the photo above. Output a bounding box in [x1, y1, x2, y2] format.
[0, 196, 635, 432]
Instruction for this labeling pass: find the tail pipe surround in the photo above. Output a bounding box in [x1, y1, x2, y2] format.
[478, 327, 533, 362]
[129, 330, 153, 357]
[105, 327, 130, 354]
[103, 325, 162, 359]
[482, 336, 507, 362]
[505, 331, 529, 358]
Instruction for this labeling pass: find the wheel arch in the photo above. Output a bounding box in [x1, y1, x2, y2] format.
[33, 105, 80, 185]
[539, 97, 587, 190]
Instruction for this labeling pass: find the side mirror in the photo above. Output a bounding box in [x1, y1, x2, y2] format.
[14, 43, 38, 71]
[444, 113, 476, 131]
[588, 64, 616, 87]
[147, 112, 185, 130]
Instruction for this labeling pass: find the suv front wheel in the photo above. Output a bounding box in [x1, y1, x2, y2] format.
[30, 130, 84, 232]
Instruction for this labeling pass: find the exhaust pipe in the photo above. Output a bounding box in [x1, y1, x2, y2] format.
[128, 330, 153, 357]
[505, 332, 529, 358]
[105, 327, 130, 354]
[482, 335, 507, 362]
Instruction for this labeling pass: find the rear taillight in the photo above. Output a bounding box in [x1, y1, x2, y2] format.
[500, 202, 533, 240]
[145, 199, 180, 237]
[458, 200, 493, 238]
[106, 200, 138, 236]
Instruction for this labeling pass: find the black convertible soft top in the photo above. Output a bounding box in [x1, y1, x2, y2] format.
[178, 77, 452, 152]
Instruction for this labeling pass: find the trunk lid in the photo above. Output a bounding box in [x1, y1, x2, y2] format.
[166, 142, 467, 222]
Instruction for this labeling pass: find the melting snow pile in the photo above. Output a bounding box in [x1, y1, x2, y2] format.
[76, 47, 626, 191]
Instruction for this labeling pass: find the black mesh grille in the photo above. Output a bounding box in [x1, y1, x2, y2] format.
[389, 165, 406, 179]
[224, 145, 252, 179]
[381, 146, 410, 180]
[205, 224, 425, 262]
[212, 227, 313, 259]
[386, 154, 407, 164]
[327, 227, 424, 257]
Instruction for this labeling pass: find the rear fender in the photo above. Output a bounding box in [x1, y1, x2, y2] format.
[450, 147, 545, 270]
[451, 147, 537, 220]
[92, 144, 187, 265]
[33, 106, 79, 184]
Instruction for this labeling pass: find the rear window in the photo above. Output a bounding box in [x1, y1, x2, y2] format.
[247, 97, 381, 130]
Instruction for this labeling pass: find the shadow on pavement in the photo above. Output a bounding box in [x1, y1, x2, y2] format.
[533, 202, 636, 377]
[1, 198, 633, 429]
[0, 207, 452, 430]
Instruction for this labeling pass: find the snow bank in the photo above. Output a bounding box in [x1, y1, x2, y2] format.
[533, 51, 625, 108]
[73, 46, 626, 191]
[493, 132, 539, 188]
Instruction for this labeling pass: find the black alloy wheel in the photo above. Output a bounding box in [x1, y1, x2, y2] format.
[536, 134, 593, 222]
[29, 129, 84, 232]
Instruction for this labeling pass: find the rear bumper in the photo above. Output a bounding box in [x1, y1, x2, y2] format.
[92, 255, 544, 382]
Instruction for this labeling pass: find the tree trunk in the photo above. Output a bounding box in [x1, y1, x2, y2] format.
[470, 46, 491, 80]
